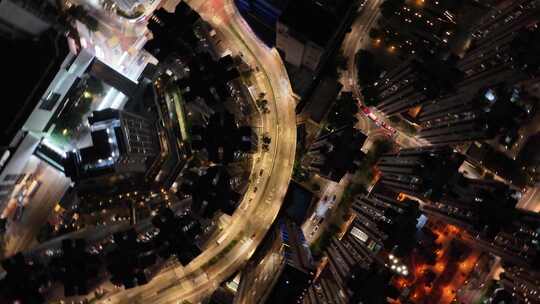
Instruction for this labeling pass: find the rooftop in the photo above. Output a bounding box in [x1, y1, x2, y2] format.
[279, 0, 352, 46]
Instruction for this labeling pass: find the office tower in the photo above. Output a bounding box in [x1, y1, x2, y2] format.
[64, 108, 160, 193]
[234, 217, 314, 304]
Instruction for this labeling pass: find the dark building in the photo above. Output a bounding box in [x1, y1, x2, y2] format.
[234, 0, 289, 46]
[191, 111, 255, 165]
[417, 85, 528, 146]
[276, 0, 355, 71]
[0, 253, 47, 303]
[302, 186, 416, 304]
[365, 0, 539, 140]
[0, 0, 68, 146]
[0, 0, 62, 39]
[184, 166, 241, 218]
[236, 0, 356, 96]
[416, 12, 540, 144]
[49, 239, 100, 297]
[377, 146, 540, 270]
[234, 217, 314, 304]
[415, 4, 540, 144]
[281, 181, 314, 225]
[377, 146, 464, 200]
[151, 208, 202, 265]
[350, 188, 421, 258]
[302, 276, 348, 304]
[306, 125, 367, 182]
[376, 0, 461, 57]
[276, 0, 357, 96]
[465, 142, 529, 188]
[499, 265, 540, 304]
[176, 54, 240, 106]
[145, 3, 202, 61]
[311, 264, 399, 304]
[64, 109, 160, 194]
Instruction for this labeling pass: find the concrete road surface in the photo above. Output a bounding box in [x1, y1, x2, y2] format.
[91, 0, 297, 302]
[3, 158, 70, 257]
[340, 0, 428, 149]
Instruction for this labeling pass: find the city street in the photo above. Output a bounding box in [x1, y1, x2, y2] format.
[302, 176, 349, 244]
[3, 157, 70, 257]
[2, 0, 540, 303]
[339, 0, 429, 149]
[87, 0, 298, 302]
[517, 187, 540, 213]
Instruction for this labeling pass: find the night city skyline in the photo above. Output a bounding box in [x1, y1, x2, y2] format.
[0, 0, 539, 303]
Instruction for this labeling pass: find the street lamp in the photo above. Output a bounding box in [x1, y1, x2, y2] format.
[388, 253, 409, 276]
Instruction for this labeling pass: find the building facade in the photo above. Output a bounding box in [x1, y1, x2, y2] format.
[303, 186, 420, 304]
[64, 108, 160, 194]
[365, 0, 539, 149]
[377, 146, 540, 285]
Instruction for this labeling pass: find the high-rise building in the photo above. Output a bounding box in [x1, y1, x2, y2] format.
[0, 0, 70, 216]
[365, 55, 463, 117]
[377, 0, 460, 56]
[302, 185, 419, 303]
[236, 0, 356, 96]
[365, 0, 539, 143]
[499, 265, 540, 304]
[276, 0, 355, 72]
[415, 0, 540, 145]
[276, 0, 356, 96]
[234, 0, 290, 46]
[377, 146, 540, 270]
[377, 146, 464, 200]
[351, 189, 421, 257]
[417, 85, 528, 146]
[423, 183, 540, 268]
[306, 125, 367, 182]
[64, 109, 160, 193]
